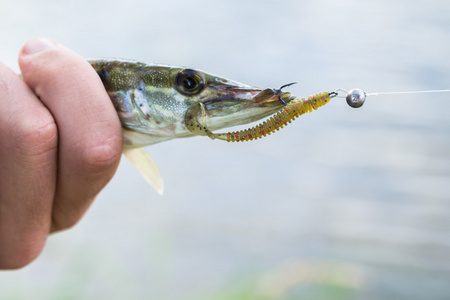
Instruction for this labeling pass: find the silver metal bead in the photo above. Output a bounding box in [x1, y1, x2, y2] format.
[346, 88, 366, 108]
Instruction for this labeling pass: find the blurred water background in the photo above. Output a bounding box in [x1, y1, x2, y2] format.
[1, 0, 449, 299]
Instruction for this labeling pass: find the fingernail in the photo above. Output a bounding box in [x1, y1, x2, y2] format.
[22, 38, 56, 55]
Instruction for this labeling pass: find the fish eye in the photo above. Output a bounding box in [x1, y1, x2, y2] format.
[175, 69, 206, 95]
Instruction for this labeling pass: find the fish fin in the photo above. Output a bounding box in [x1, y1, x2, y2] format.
[123, 148, 164, 195]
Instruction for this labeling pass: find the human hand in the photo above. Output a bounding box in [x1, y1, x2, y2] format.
[0, 38, 123, 269]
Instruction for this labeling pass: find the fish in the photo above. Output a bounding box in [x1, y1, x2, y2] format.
[89, 59, 332, 195]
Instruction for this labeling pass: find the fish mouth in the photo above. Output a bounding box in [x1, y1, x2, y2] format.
[200, 85, 297, 131]
[184, 82, 299, 140]
[251, 87, 296, 106]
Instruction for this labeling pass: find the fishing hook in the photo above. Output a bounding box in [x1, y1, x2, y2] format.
[275, 82, 297, 106]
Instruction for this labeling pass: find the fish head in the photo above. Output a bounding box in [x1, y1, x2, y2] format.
[91, 60, 296, 146]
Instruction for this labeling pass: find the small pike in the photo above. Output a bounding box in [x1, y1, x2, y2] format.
[90, 59, 298, 194]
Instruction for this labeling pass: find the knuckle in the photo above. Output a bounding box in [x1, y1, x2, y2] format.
[78, 137, 122, 175]
[11, 109, 58, 161]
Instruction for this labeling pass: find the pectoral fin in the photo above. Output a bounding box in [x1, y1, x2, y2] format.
[123, 148, 164, 195]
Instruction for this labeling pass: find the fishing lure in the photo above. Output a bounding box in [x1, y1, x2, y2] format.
[184, 87, 450, 143]
[184, 91, 338, 142]
[183, 88, 371, 142]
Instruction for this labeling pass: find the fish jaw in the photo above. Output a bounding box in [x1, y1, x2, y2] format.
[199, 85, 295, 132]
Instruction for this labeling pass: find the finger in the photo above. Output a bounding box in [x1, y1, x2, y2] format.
[19, 38, 123, 232]
[0, 62, 57, 269]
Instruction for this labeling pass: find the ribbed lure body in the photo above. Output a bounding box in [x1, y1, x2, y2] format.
[184, 91, 335, 142]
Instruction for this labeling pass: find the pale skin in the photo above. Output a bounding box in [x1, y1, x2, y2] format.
[0, 38, 123, 269]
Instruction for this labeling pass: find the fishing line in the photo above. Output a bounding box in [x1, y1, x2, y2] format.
[366, 89, 450, 96]
[336, 88, 450, 108]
